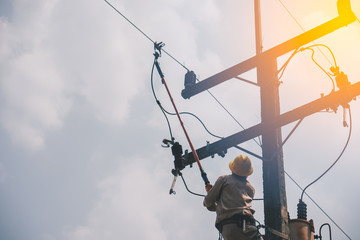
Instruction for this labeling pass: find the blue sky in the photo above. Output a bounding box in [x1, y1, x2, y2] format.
[0, 0, 360, 239]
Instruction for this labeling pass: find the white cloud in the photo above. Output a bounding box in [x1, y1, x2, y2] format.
[0, 7, 70, 150]
[0, 0, 146, 150]
[65, 158, 171, 240]
[64, 151, 219, 240]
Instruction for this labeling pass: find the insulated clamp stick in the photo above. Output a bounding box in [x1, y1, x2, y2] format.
[153, 42, 211, 188]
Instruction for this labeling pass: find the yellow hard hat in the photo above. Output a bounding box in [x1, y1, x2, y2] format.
[229, 155, 253, 176]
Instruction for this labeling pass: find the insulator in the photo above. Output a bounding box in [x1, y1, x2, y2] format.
[171, 142, 183, 156]
[297, 200, 307, 220]
[335, 72, 350, 90]
[184, 71, 196, 88]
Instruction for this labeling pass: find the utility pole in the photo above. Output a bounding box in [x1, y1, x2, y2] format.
[180, 1, 357, 239]
[255, 1, 289, 238]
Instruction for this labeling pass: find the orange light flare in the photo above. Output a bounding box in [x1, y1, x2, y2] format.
[267, 0, 360, 110]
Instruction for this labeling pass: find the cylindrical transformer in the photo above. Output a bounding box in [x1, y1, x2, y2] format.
[289, 219, 315, 240]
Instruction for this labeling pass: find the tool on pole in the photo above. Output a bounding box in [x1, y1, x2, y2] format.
[153, 42, 211, 190]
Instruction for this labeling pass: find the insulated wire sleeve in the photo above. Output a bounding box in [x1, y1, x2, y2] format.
[180, 173, 206, 197]
[301, 107, 352, 201]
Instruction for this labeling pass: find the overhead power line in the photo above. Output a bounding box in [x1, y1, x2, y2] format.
[285, 171, 352, 240]
[104, 0, 262, 148]
[239, 112, 352, 240]
[103, 0, 190, 71]
[301, 107, 353, 202]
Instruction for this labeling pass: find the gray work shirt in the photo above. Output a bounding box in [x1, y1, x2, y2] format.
[203, 174, 255, 224]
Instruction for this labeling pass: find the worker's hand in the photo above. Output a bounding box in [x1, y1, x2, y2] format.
[205, 184, 213, 192]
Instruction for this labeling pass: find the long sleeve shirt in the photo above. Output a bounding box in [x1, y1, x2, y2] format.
[203, 174, 255, 224]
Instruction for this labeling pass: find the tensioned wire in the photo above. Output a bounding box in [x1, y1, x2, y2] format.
[104, 1, 353, 238]
[103, 0, 262, 148]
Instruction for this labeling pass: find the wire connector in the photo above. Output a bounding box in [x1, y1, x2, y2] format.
[154, 41, 165, 57]
[330, 66, 350, 91]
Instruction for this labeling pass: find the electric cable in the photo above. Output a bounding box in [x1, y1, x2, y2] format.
[103, 0, 189, 71]
[238, 113, 352, 239]
[153, 49, 212, 187]
[165, 109, 223, 139]
[301, 107, 352, 201]
[285, 171, 352, 240]
[304, 44, 338, 68]
[104, 0, 261, 148]
[300, 47, 336, 91]
[179, 172, 206, 197]
[111, 2, 354, 237]
[278, 48, 301, 81]
[201, 85, 262, 148]
[278, 44, 338, 92]
[151, 58, 223, 139]
[151, 52, 263, 172]
[151, 59, 174, 140]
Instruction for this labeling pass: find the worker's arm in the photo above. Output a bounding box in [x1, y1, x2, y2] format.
[203, 176, 225, 211]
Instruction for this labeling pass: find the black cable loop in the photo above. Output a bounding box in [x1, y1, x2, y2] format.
[179, 172, 206, 197]
[156, 100, 223, 139]
[301, 107, 352, 201]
